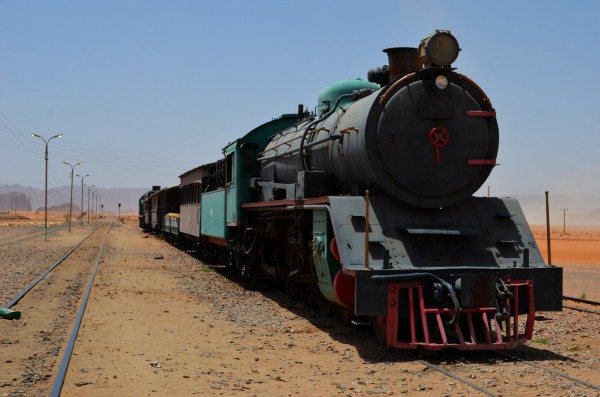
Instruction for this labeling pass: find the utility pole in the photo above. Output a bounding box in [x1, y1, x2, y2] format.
[87, 184, 95, 224]
[76, 174, 90, 226]
[63, 161, 83, 232]
[32, 133, 62, 241]
[545, 191, 551, 266]
[560, 208, 568, 234]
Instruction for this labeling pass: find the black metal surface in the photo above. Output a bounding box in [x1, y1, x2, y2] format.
[364, 70, 498, 208]
[355, 266, 563, 315]
[258, 69, 497, 209]
[328, 196, 546, 272]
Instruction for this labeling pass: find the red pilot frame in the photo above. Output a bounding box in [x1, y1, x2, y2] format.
[374, 277, 535, 350]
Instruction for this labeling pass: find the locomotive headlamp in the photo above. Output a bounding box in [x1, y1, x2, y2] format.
[435, 74, 449, 90]
[419, 30, 460, 67]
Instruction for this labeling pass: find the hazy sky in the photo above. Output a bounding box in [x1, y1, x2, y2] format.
[1, 1, 599, 209]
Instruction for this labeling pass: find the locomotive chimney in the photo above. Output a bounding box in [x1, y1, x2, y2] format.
[382, 47, 419, 81]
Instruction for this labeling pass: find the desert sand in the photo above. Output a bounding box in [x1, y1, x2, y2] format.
[1, 213, 599, 396]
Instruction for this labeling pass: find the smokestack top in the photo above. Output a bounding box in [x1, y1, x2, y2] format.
[382, 47, 419, 81]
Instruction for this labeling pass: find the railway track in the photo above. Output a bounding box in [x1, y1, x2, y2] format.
[413, 296, 600, 396]
[0, 220, 112, 397]
[563, 295, 600, 315]
[418, 348, 600, 396]
[0, 224, 67, 246]
[1, 220, 597, 395]
[412, 298, 600, 395]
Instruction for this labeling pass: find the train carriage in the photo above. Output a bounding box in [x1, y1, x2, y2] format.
[139, 186, 160, 231]
[178, 163, 218, 249]
[159, 185, 180, 230]
[162, 213, 180, 239]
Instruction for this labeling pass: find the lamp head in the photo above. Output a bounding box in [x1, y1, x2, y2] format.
[418, 30, 460, 67]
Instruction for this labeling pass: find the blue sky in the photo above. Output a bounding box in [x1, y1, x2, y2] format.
[1, 1, 599, 222]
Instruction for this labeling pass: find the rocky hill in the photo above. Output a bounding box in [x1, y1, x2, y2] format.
[0, 191, 31, 212]
[0, 184, 147, 214]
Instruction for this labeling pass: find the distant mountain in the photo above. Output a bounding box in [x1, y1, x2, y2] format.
[0, 191, 31, 212]
[2, 184, 598, 226]
[41, 203, 80, 212]
[0, 184, 148, 214]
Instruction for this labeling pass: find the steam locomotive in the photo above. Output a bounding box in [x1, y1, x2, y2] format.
[140, 30, 562, 350]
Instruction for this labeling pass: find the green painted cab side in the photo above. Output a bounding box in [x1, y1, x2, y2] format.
[223, 114, 299, 225]
[201, 189, 226, 238]
[312, 208, 341, 304]
[199, 114, 298, 239]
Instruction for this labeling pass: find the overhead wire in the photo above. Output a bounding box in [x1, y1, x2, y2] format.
[0, 109, 199, 185]
[0, 109, 40, 155]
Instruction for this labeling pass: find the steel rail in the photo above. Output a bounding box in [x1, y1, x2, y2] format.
[495, 350, 600, 391]
[417, 359, 500, 397]
[50, 219, 112, 397]
[0, 224, 67, 246]
[563, 303, 600, 315]
[563, 295, 600, 307]
[2, 223, 103, 309]
[563, 296, 600, 315]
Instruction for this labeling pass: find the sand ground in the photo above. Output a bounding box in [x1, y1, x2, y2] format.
[1, 213, 599, 396]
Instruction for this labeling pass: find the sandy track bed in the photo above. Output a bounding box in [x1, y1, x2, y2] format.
[0, 220, 598, 396]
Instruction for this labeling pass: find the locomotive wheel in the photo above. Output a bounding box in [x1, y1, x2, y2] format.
[285, 279, 304, 301]
[301, 285, 317, 307]
[373, 315, 388, 346]
[336, 308, 354, 325]
[316, 289, 336, 317]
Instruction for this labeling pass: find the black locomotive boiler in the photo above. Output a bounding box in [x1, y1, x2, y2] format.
[146, 30, 563, 350]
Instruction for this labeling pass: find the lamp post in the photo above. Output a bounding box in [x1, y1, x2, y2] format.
[32, 133, 62, 241]
[92, 189, 99, 222]
[76, 174, 90, 225]
[87, 184, 95, 224]
[62, 161, 83, 232]
[96, 192, 101, 221]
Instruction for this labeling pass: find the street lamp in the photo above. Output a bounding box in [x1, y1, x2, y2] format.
[87, 184, 95, 224]
[96, 191, 101, 221]
[91, 189, 95, 222]
[62, 161, 83, 232]
[92, 189, 99, 222]
[76, 174, 90, 225]
[32, 133, 62, 241]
